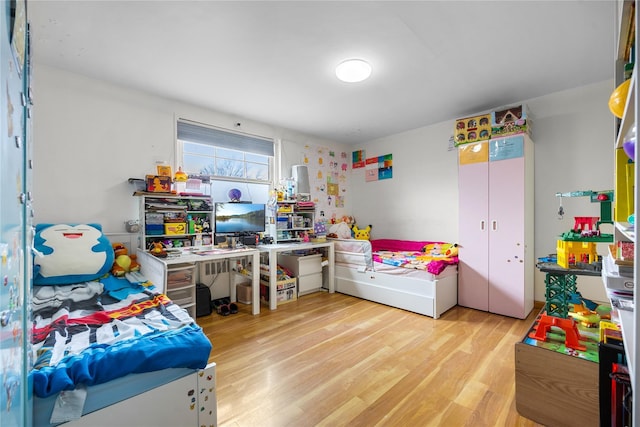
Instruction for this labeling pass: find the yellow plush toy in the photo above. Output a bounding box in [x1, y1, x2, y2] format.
[352, 224, 372, 240]
[111, 243, 141, 277]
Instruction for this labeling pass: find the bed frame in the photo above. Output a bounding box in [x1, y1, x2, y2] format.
[331, 238, 458, 319]
[335, 265, 458, 318]
[33, 363, 217, 427]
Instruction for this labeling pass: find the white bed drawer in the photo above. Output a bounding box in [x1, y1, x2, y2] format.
[298, 272, 323, 295]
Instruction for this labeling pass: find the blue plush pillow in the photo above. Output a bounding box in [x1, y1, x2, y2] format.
[33, 224, 114, 285]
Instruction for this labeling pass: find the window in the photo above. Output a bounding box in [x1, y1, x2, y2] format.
[177, 120, 274, 204]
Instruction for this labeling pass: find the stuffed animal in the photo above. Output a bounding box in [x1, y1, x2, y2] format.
[111, 243, 141, 277]
[148, 241, 167, 258]
[328, 222, 352, 239]
[352, 224, 372, 240]
[445, 243, 459, 257]
[33, 223, 114, 285]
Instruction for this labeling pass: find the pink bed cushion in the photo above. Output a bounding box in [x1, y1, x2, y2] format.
[370, 239, 443, 253]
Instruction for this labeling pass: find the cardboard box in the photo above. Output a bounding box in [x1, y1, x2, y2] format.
[454, 114, 491, 145]
[146, 175, 172, 193]
[260, 278, 297, 304]
[164, 223, 187, 235]
[491, 104, 531, 137]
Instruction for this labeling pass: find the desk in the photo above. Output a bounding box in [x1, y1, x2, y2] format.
[137, 247, 261, 315]
[258, 241, 335, 310]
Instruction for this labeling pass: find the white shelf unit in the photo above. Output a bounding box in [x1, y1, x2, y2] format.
[603, 1, 638, 420]
[136, 193, 214, 250]
[266, 200, 315, 243]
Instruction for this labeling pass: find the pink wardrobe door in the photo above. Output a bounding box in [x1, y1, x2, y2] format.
[488, 156, 526, 318]
[458, 160, 489, 311]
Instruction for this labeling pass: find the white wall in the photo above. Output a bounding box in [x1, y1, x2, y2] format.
[33, 63, 615, 304]
[32, 64, 349, 232]
[350, 80, 615, 302]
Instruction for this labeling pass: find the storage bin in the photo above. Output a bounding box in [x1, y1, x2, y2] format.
[167, 264, 194, 289]
[145, 213, 164, 224]
[278, 253, 322, 276]
[236, 282, 252, 304]
[298, 272, 323, 295]
[260, 278, 297, 304]
[146, 224, 164, 235]
[167, 287, 194, 306]
[276, 217, 288, 230]
[164, 223, 187, 235]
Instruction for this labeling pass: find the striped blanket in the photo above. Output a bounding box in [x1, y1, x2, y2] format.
[31, 275, 212, 398]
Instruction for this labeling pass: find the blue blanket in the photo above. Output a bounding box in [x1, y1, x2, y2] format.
[30, 276, 212, 398]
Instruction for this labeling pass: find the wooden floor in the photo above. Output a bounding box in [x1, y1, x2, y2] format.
[198, 292, 544, 427]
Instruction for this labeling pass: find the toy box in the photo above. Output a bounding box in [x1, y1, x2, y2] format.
[491, 104, 531, 137]
[164, 223, 187, 235]
[454, 113, 491, 145]
[260, 277, 297, 304]
[145, 175, 172, 193]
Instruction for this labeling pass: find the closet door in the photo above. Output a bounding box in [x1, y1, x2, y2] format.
[488, 155, 526, 318]
[0, 1, 31, 424]
[458, 144, 490, 312]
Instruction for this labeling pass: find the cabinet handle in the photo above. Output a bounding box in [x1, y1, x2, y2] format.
[480, 220, 485, 230]
[492, 221, 497, 231]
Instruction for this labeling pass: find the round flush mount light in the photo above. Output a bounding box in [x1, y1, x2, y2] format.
[335, 59, 372, 83]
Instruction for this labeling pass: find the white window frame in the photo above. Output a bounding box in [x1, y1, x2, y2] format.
[176, 119, 276, 203]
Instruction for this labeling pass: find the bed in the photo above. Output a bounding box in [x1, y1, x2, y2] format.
[331, 238, 458, 318]
[29, 224, 216, 427]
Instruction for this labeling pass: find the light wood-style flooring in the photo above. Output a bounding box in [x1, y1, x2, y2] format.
[198, 292, 544, 427]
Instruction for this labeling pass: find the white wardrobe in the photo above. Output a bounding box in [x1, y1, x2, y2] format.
[457, 135, 534, 319]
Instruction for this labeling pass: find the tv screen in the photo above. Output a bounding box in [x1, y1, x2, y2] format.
[214, 202, 266, 234]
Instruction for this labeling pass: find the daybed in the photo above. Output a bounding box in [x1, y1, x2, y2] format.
[331, 238, 458, 318]
[30, 224, 216, 427]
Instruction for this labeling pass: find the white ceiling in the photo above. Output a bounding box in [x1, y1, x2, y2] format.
[29, 1, 616, 145]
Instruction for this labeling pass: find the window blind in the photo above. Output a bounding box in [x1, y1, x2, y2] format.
[177, 120, 274, 157]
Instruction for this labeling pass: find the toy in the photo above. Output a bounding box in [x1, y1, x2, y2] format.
[445, 243, 459, 257]
[328, 222, 352, 239]
[352, 224, 372, 240]
[111, 243, 141, 277]
[454, 113, 491, 145]
[174, 166, 188, 182]
[33, 223, 115, 285]
[148, 240, 167, 258]
[608, 78, 631, 118]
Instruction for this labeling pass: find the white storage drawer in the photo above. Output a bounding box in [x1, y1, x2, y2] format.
[167, 264, 195, 290]
[279, 253, 322, 276]
[167, 287, 195, 306]
[298, 272, 323, 295]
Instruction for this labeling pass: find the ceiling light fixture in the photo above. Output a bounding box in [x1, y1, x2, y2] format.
[335, 59, 372, 83]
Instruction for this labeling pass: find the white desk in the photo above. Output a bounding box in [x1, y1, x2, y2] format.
[137, 247, 261, 315]
[258, 241, 335, 310]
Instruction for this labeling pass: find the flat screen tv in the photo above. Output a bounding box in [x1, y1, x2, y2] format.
[214, 202, 266, 234]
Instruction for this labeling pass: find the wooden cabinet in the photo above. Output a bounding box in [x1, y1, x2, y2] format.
[457, 135, 534, 319]
[135, 193, 214, 250]
[266, 200, 315, 243]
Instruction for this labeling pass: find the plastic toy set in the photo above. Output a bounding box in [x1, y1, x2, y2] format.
[454, 104, 531, 146]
